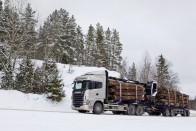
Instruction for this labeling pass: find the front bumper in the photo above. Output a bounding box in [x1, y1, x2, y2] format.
[72, 104, 93, 111]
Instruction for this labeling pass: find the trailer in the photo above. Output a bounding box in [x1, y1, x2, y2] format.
[71, 70, 190, 117]
[144, 87, 190, 117]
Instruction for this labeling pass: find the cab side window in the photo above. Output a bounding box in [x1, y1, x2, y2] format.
[95, 82, 102, 89]
[90, 81, 102, 89]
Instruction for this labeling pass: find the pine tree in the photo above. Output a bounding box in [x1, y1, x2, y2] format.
[42, 59, 65, 101]
[128, 63, 137, 81]
[33, 67, 45, 94]
[105, 27, 112, 69]
[47, 74, 65, 102]
[155, 54, 170, 88]
[0, 43, 8, 71]
[96, 23, 108, 68]
[75, 25, 84, 65]
[0, 0, 2, 12]
[61, 15, 77, 64]
[2, 0, 31, 70]
[20, 3, 37, 58]
[85, 24, 96, 66]
[1, 60, 14, 90]
[119, 58, 128, 79]
[111, 29, 122, 71]
[15, 58, 34, 93]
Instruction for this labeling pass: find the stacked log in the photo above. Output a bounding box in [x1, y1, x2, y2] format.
[155, 87, 189, 107]
[108, 79, 145, 101]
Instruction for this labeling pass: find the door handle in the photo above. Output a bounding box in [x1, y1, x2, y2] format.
[96, 93, 99, 96]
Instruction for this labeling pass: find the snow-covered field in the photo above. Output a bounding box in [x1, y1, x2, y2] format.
[0, 109, 196, 131]
[0, 61, 196, 131]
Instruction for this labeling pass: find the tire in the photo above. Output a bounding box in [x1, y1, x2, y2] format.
[123, 111, 129, 115]
[78, 110, 88, 113]
[181, 110, 187, 117]
[93, 102, 103, 114]
[135, 105, 144, 116]
[163, 108, 170, 117]
[155, 112, 161, 116]
[148, 112, 161, 116]
[148, 112, 154, 116]
[186, 110, 190, 117]
[112, 111, 122, 115]
[170, 109, 175, 117]
[128, 105, 136, 115]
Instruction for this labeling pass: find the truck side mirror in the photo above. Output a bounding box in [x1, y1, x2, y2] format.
[153, 83, 157, 93]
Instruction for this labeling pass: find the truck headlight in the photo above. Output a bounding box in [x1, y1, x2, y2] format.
[84, 100, 90, 105]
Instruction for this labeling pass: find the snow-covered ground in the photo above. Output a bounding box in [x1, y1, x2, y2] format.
[0, 109, 196, 131]
[0, 60, 120, 112]
[0, 61, 196, 131]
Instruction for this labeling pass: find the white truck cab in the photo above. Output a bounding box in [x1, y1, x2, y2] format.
[72, 70, 107, 113]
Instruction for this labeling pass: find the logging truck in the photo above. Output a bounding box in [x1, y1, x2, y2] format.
[71, 70, 190, 117]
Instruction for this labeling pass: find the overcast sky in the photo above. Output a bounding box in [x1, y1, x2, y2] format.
[2, 0, 196, 98]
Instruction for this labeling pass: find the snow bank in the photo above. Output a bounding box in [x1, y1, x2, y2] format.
[0, 61, 120, 112]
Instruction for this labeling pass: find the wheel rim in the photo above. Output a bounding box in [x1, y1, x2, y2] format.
[165, 109, 170, 116]
[170, 110, 174, 117]
[183, 110, 187, 117]
[93, 103, 103, 114]
[186, 110, 190, 116]
[128, 105, 135, 115]
[136, 106, 144, 116]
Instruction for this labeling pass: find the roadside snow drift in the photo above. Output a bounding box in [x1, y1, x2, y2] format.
[0, 61, 120, 112]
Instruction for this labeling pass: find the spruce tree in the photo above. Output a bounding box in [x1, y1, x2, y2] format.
[61, 15, 77, 64]
[105, 27, 112, 69]
[21, 3, 37, 58]
[47, 74, 65, 102]
[85, 24, 96, 66]
[111, 29, 122, 71]
[1, 61, 14, 90]
[128, 63, 137, 81]
[33, 67, 44, 94]
[42, 59, 65, 101]
[15, 58, 34, 93]
[75, 25, 84, 65]
[0, 0, 2, 12]
[96, 23, 108, 68]
[155, 54, 170, 88]
[0, 43, 8, 71]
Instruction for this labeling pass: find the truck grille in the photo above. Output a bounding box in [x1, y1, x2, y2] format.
[73, 93, 84, 107]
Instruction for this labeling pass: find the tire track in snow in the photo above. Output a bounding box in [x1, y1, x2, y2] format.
[0, 108, 196, 117]
[0, 108, 75, 114]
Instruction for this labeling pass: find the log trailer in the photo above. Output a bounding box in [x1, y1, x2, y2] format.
[71, 70, 190, 117]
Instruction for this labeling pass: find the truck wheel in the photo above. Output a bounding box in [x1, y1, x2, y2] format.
[93, 102, 103, 114]
[181, 110, 187, 117]
[186, 110, 190, 117]
[148, 112, 154, 116]
[136, 105, 144, 116]
[112, 111, 122, 115]
[123, 111, 129, 115]
[128, 105, 136, 115]
[170, 109, 175, 117]
[163, 109, 170, 117]
[78, 110, 88, 113]
[155, 112, 161, 116]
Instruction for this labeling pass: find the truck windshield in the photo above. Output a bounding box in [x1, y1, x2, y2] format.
[74, 82, 83, 89]
[73, 81, 88, 90]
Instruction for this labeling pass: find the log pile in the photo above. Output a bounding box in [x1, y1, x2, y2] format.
[108, 79, 145, 101]
[155, 87, 189, 106]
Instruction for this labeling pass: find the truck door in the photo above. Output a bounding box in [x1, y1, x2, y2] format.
[89, 81, 105, 100]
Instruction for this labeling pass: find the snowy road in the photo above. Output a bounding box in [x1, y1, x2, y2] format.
[0, 109, 196, 131]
